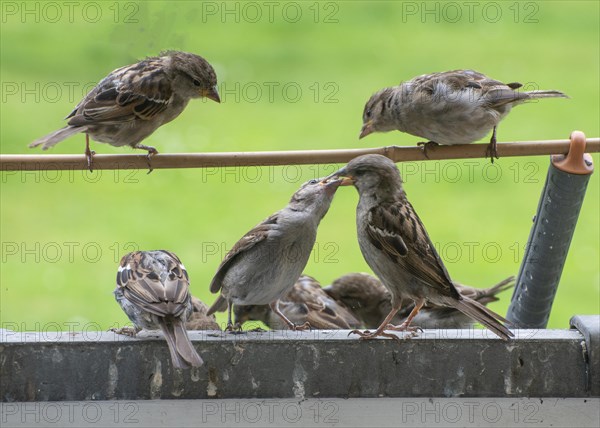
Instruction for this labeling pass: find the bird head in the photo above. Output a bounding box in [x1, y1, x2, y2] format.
[360, 87, 396, 139]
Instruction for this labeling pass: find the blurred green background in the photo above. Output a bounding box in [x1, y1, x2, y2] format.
[1, 1, 598, 331]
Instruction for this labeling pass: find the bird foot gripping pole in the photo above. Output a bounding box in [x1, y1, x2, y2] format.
[506, 131, 594, 328]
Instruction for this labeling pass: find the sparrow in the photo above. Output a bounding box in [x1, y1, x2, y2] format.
[360, 69, 567, 160]
[29, 51, 220, 171]
[234, 274, 362, 330]
[112, 250, 204, 369]
[324, 272, 514, 329]
[206, 178, 343, 330]
[185, 296, 221, 330]
[324, 154, 513, 340]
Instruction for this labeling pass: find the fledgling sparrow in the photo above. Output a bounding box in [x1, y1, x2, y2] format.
[113, 250, 203, 369]
[29, 51, 220, 171]
[206, 179, 343, 330]
[324, 154, 513, 340]
[360, 69, 567, 160]
[234, 275, 361, 330]
[185, 296, 221, 330]
[324, 272, 514, 329]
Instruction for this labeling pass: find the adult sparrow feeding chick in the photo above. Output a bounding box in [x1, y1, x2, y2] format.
[234, 274, 361, 330]
[360, 69, 567, 160]
[325, 154, 513, 340]
[30, 51, 220, 170]
[324, 272, 514, 329]
[206, 179, 343, 330]
[113, 250, 203, 369]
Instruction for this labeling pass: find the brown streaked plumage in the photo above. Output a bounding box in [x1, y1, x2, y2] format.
[324, 272, 515, 329]
[360, 69, 567, 160]
[29, 51, 219, 170]
[234, 275, 362, 330]
[113, 250, 203, 369]
[325, 154, 513, 340]
[185, 296, 220, 330]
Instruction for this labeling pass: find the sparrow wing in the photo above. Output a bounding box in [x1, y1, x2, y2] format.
[366, 201, 459, 298]
[285, 275, 361, 329]
[209, 213, 279, 293]
[67, 60, 173, 126]
[116, 250, 190, 318]
[413, 69, 527, 108]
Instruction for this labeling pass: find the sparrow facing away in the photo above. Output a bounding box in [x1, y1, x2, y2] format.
[234, 274, 361, 330]
[29, 51, 220, 170]
[324, 272, 514, 329]
[185, 296, 221, 330]
[113, 250, 203, 369]
[206, 178, 343, 330]
[360, 69, 567, 160]
[324, 154, 513, 340]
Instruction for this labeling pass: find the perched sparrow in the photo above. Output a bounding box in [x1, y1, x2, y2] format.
[324, 154, 513, 340]
[234, 275, 361, 330]
[360, 69, 567, 160]
[185, 296, 221, 330]
[113, 250, 203, 369]
[29, 51, 220, 170]
[324, 272, 514, 329]
[206, 179, 343, 330]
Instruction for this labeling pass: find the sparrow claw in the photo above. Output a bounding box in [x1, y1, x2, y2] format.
[485, 143, 499, 163]
[349, 328, 404, 341]
[417, 141, 438, 159]
[349, 328, 371, 338]
[146, 148, 158, 174]
[110, 326, 138, 337]
[290, 321, 312, 331]
[385, 323, 422, 334]
[486, 127, 499, 163]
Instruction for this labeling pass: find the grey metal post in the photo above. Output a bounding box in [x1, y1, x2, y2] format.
[506, 131, 594, 328]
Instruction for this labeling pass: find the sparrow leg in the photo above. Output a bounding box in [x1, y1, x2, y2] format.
[417, 141, 439, 159]
[349, 300, 404, 340]
[224, 301, 235, 332]
[84, 134, 95, 172]
[269, 300, 311, 331]
[134, 144, 159, 173]
[485, 127, 499, 163]
[386, 299, 425, 335]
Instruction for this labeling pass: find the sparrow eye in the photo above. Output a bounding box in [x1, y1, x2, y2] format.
[193, 79, 201, 87]
[308, 179, 318, 184]
[366, 109, 372, 119]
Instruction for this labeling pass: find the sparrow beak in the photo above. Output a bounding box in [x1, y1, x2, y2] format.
[202, 85, 221, 103]
[359, 121, 374, 139]
[319, 167, 355, 187]
[319, 177, 344, 195]
[338, 176, 355, 186]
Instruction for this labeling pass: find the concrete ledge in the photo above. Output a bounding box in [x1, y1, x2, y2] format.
[2, 322, 597, 401]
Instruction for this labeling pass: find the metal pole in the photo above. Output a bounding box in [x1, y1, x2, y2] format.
[506, 131, 595, 328]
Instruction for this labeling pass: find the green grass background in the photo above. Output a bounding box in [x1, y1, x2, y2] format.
[1, 1, 598, 331]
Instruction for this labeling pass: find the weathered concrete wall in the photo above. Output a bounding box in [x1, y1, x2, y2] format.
[2, 317, 598, 402]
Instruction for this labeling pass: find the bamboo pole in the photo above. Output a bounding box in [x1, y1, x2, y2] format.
[1, 138, 598, 171]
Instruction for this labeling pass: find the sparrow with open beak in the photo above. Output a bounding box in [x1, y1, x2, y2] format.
[206, 178, 343, 331]
[322, 154, 513, 340]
